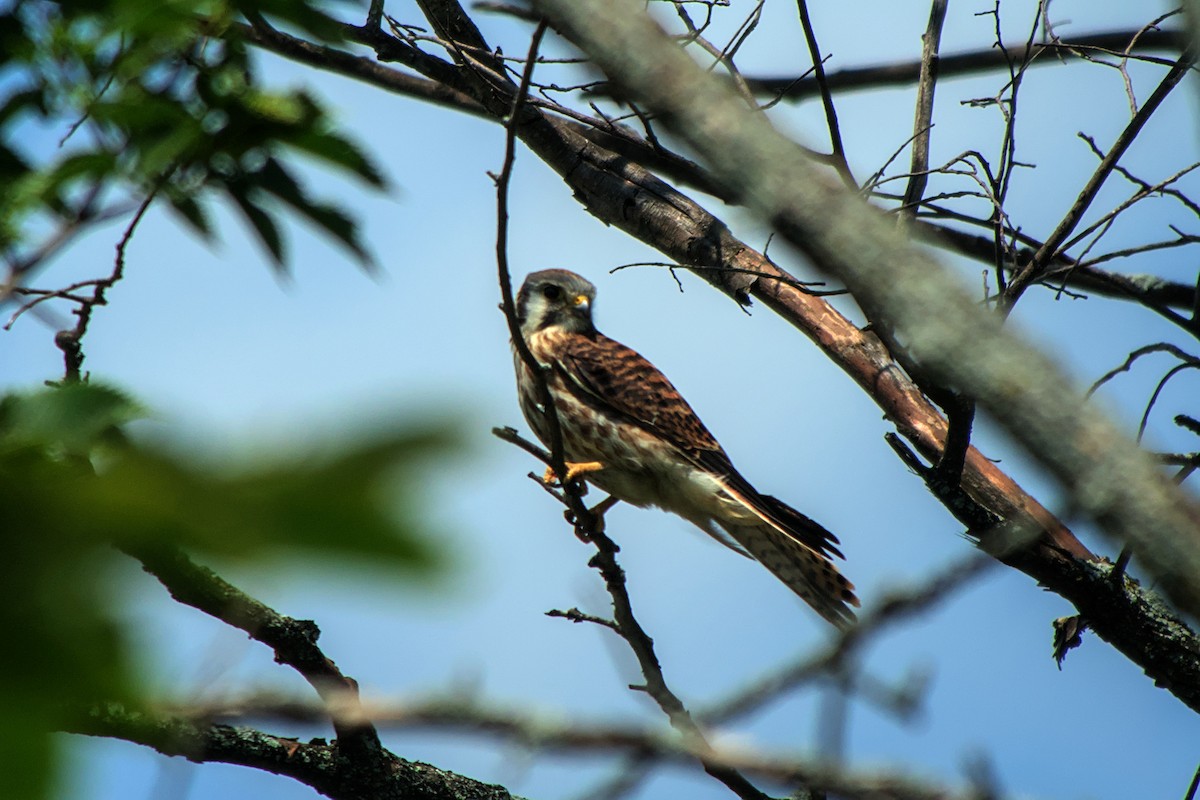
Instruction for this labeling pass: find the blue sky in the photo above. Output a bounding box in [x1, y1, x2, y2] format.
[6, 1, 1200, 798]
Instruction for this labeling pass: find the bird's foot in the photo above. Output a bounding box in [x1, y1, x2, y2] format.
[543, 460, 604, 485]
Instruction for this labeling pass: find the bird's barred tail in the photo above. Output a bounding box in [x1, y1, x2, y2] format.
[718, 486, 859, 628]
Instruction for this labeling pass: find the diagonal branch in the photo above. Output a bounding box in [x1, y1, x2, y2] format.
[533, 0, 1200, 626]
[901, 0, 948, 213]
[794, 0, 854, 187]
[67, 702, 517, 800]
[120, 542, 381, 757]
[1004, 52, 1195, 308]
[232, 1, 1200, 715]
[235, 21, 1200, 328]
[491, 428, 773, 800]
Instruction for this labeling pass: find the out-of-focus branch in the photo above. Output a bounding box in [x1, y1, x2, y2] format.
[534, 0, 1200, 622]
[121, 542, 381, 757]
[144, 695, 1005, 800]
[67, 702, 517, 800]
[233, 3, 1200, 712]
[702, 550, 996, 725]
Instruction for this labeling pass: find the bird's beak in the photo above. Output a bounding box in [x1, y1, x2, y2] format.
[573, 294, 589, 310]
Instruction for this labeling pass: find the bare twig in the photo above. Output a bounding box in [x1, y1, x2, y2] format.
[675, 4, 759, 110]
[495, 20, 568, 486]
[702, 551, 997, 724]
[490, 429, 771, 800]
[119, 542, 381, 756]
[56, 189, 157, 382]
[123, 695, 998, 800]
[1139, 363, 1200, 441]
[1088, 343, 1200, 398]
[1004, 52, 1195, 309]
[1, 190, 138, 302]
[795, 0, 855, 187]
[901, 0, 948, 213]
[734, 28, 1187, 102]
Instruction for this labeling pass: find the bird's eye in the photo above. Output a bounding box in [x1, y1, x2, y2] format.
[541, 285, 563, 301]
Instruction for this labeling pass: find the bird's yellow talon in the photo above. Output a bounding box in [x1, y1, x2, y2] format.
[544, 460, 604, 485]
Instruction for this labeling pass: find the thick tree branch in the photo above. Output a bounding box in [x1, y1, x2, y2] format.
[231, 4, 1200, 712]
[534, 0, 1200, 620]
[122, 542, 381, 757]
[236, 21, 1200, 325]
[68, 703, 517, 800]
[74, 547, 522, 799]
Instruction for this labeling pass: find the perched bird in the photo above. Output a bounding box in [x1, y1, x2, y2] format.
[512, 269, 859, 627]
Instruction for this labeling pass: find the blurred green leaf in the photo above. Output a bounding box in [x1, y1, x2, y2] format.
[289, 128, 387, 189]
[78, 430, 451, 566]
[0, 382, 142, 454]
[164, 190, 215, 240]
[1, 0, 387, 273]
[0, 382, 456, 797]
[0, 393, 137, 800]
[3, 384, 452, 566]
[227, 180, 285, 266]
[255, 157, 373, 264]
[0, 727, 54, 800]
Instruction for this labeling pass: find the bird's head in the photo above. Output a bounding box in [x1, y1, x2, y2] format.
[516, 269, 597, 336]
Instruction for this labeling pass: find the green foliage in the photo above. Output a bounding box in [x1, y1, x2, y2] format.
[0, 0, 384, 270]
[0, 382, 453, 800]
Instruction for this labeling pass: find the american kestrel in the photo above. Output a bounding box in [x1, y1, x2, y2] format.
[512, 269, 859, 627]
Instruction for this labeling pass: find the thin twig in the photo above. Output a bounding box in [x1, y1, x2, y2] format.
[1004, 52, 1195, 309]
[901, 0, 948, 213]
[730, 27, 1187, 102]
[119, 542, 382, 756]
[795, 0, 855, 187]
[490, 429, 771, 800]
[57, 189, 158, 382]
[495, 20, 572, 491]
[1088, 343, 1200, 398]
[701, 551, 997, 725]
